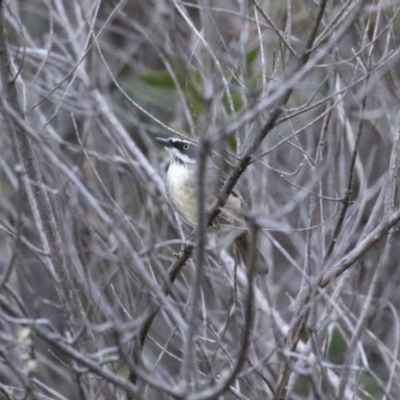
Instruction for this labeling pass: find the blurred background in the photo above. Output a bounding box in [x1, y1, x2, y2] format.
[0, 0, 399, 399]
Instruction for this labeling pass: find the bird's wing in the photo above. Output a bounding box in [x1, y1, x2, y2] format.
[204, 163, 245, 227]
[212, 175, 245, 227]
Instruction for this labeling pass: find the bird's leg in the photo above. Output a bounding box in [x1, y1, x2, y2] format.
[176, 232, 195, 257]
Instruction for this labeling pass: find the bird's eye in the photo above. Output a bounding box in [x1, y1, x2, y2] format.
[183, 143, 190, 150]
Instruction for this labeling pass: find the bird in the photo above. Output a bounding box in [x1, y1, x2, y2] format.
[156, 136, 268, 274]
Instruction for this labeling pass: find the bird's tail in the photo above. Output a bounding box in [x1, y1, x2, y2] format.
[235, 231, 269, 275]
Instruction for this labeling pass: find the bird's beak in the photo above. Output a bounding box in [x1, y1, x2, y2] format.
[155, 137, 173, 148]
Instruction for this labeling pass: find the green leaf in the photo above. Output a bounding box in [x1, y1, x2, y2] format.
[222, 92, 243, 114]
[139, 71, 176, 89]
[328, 327, 347, 364]
[246, 47, 259, 67]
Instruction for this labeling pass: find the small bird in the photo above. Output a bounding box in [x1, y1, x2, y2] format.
[156, 136, 268, 274]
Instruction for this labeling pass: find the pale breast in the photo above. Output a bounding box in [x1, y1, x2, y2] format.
[166, 163, 198, 225]
[166, 163, 244, 229]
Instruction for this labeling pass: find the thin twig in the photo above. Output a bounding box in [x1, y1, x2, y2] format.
[0, 3, 115, 399]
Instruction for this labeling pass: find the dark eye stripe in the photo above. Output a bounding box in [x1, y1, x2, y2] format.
[170, 139, 192, 151]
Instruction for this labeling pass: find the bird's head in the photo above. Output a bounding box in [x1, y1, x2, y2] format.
[156, 137, 198, 165]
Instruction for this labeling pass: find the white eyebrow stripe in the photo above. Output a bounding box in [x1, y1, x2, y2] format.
[168, 148, 196, 164]
[171, 139, 191, 146]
